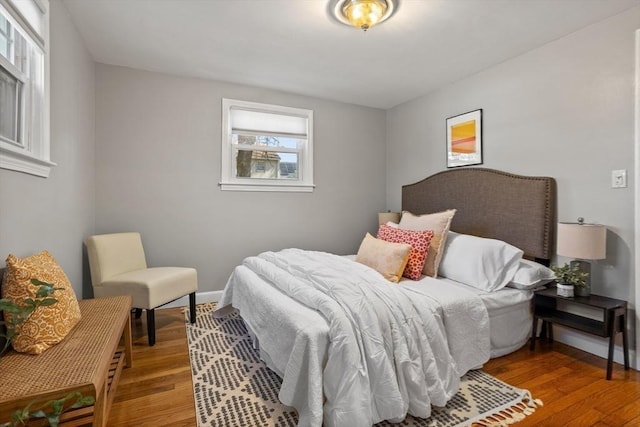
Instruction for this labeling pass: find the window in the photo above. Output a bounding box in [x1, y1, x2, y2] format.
[220, 98, 314, 192]
[0, 0, 52, 178]
[0, 64, 22, 143]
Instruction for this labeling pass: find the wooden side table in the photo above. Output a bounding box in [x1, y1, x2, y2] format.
[530, 286, 629, 380]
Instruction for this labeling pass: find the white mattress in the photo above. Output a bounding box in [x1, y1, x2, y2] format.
[403, 276, 533, 357]
[344, 253, 534, 358]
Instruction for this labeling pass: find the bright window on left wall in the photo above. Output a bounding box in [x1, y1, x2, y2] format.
[0, 0, 52, 178]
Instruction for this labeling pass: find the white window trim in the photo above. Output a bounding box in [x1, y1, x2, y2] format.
[0, 0, 53, 178]
[220, 98, 314, 192]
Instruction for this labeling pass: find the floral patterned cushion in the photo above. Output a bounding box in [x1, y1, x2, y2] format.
[377, 224, 434, 280]
[2, 251, 81, 354]
[355, 233, 411, 283]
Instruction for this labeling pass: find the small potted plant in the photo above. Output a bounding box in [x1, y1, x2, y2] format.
[0, 279, 59, 357]
[551, 262, 589, 297]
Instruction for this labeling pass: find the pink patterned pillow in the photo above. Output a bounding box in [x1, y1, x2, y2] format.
[377, 224, 434, 280]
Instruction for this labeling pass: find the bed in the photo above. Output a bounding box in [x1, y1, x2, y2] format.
[214, 168, 556, 427]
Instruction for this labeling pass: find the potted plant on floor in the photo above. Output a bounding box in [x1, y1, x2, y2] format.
[551, 262, 588, 298]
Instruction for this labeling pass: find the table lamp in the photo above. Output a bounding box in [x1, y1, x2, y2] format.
[378, 211, 401, 226]
[556, 217, 607, 296]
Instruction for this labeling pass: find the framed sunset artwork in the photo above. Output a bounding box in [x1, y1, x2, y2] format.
[446, 109, 483, 168]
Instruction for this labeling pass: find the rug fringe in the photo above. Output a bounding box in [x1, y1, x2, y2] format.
[472, 391, 542, 427]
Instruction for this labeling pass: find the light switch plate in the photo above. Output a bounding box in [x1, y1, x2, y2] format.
[611, 169, 627, 188]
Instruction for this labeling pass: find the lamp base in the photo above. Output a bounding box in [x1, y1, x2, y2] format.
[571, 259, 591, 297]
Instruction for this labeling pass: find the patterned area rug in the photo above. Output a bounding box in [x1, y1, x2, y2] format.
[185, 303, 541, 426]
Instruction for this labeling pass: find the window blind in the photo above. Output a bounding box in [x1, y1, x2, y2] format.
[230, 108, 308, 138]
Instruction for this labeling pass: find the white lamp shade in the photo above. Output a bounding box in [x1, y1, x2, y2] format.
[378, 212, 401, 225]
[557, 222, 607, 260]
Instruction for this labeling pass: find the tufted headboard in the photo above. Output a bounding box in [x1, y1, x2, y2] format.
[402, 168, 556, 264]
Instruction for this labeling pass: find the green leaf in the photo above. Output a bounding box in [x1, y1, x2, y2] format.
[21, 299, 36, 309]
[35, 287, 53, 298]
[11, 404, 32, 423]
[29, 410, 47, 419]
[46, 414, 60, 427]
[70, 395, 95, 408]
[38, 298, 58, 307]
[0, 302, 22, 313]
[21, 306, 35, 316]
[51, 398, 64, 414]
[31, 279, 56, 293]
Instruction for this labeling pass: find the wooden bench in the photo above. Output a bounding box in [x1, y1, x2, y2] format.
[0, 295, 132, 426]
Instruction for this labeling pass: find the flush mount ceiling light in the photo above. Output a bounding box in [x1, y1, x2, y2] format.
[333, 0, 397, 31]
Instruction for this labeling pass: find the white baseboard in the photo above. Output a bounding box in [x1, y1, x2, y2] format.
[553, 326, 637, 370]
[158, 290, 222, 310]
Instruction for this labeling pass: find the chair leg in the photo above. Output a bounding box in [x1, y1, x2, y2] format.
[146, 309, 156, 346]
[189, 292, 197, 324]
[134, 308, 142, 319]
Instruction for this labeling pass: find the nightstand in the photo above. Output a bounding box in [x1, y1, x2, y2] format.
[530, 286, 629, 380]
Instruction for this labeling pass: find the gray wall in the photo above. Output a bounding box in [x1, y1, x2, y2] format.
[386, 7, 639, 360]
[94, 64, 387, 293]
[0, 1, 95, 297]
[3, 1, 635, 364]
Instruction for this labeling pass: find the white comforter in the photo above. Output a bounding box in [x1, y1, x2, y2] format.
[215, 249, 490, 427]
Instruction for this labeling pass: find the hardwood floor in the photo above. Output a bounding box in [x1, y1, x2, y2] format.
[109, 307, 640, 426]
[109, 307, 196, 427]
[483, 340, 640, 426]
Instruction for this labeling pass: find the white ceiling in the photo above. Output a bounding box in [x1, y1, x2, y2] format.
[62, 0, 640, 109]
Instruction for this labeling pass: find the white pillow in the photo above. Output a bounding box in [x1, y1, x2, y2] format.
[438, 232, 523, 292]
[507, 259, 555, 290]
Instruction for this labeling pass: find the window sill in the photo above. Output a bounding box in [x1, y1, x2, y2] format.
[0, 145, 56, 178]
[219, 182, 315, 192]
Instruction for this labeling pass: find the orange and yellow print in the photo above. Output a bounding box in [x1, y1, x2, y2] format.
[451, 120, 476, 154]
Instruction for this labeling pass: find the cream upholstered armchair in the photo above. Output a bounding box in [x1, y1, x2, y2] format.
[84, 232, 197, 346]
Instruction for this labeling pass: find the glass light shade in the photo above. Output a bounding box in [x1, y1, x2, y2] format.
[342, 0, 387, 30]
[333, 0, 396, 31]
[557, 222, 607, 260]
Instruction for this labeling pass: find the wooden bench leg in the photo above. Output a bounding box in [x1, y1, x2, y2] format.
[93, 376, 108, 427]
[147, 309, 156, 346]
[124, 310, 133, 368]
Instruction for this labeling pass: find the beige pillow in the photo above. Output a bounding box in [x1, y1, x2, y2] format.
[2, 251, 82, 354]
[355, 233, 411, 283]
[399, 209, 456, 277]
